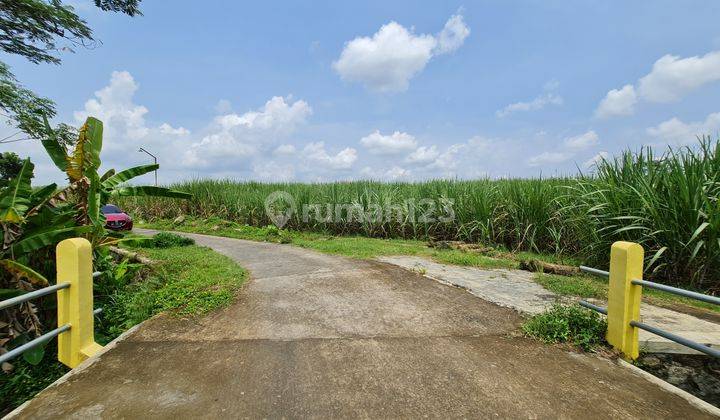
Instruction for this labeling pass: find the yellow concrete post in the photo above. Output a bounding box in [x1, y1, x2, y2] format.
[56, 238, 103, 368]
[606, 241, 643, 360]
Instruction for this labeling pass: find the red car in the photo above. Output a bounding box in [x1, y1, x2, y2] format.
[101, 204, 133, 231]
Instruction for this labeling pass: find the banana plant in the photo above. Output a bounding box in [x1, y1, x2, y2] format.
[41, 116, 191, 241]
[0, 159, 90, 286]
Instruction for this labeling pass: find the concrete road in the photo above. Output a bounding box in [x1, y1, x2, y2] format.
[10, 230, 715, 418]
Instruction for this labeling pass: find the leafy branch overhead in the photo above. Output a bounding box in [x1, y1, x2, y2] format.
[0, 0, 142, 143]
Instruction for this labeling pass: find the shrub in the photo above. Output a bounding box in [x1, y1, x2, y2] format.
[522, 303, 607, 351]
[150, 232, 195, 248]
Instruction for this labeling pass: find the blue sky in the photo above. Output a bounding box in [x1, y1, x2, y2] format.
[6, 0, 720, 184]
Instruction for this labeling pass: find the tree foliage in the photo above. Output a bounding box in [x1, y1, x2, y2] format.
[0, 152, 25, 188]
[0, 0, 142, 141]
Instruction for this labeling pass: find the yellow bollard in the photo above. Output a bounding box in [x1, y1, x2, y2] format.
[56, 238, 103, 368]
[606, 241, 644, 360]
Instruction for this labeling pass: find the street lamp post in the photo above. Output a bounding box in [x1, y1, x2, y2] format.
[138, 147, 158, 186]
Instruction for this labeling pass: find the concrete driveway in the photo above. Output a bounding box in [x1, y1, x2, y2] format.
[10, 230, 715, 418]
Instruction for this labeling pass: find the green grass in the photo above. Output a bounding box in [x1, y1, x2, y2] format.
[140, 216, 522, 270]
[119, 138, 720, 291]
[536, 272, 720, 314]
[535, 273, 608, 299]
[523, 304, 608, 351]
[100, 244, 247, 336]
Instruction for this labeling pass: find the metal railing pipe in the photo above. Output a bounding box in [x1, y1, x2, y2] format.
[0, 324, 71, 364]
[579, 266, 610, 278]
[579, 300, 608, 315]
[630, 320, 720, 358]
[631, 279, 720, 306]
[0, 283, 70, 311]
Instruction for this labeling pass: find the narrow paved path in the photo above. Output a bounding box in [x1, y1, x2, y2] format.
[11, 231, 714, 418]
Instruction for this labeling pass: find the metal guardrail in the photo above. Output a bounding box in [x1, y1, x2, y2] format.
[580, 261, 719, 358]
[631, 279, 720, 306]
[0, 271, 103, 365]
[579, 300, 607, 315]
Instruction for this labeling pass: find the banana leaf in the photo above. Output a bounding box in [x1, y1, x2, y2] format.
[102, 164, 159, 190]
[87, 170, 103, 227]
[0, 259, 50, 286]
[0, 158, 34, 222]
[10, 225, 93, 255]
[99, 169, 115, 182]
[29, 183, 57, 208]
[114, 186, 192, 199]
[41, 115, 68, 172]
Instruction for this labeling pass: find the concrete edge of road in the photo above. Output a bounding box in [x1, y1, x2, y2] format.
[3, 320, 148, 419]
[617, 359, 720, 416]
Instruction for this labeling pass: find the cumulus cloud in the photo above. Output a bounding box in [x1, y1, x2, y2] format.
[74, 70, 149, 140]
[434, 14, 471, 55]
[597, 50, 720, 118]
[183, 96, 311, 169]
[274, 144, 296, 155]
[639, 51, 720, 103]
[159, 123, 190, 136]
[646, 111, 720, 145]
[302, 142, 357, 170]
[384, 166, 411, 179]
[360, 130, 418, 155]
[405, 145, 439, 164]
[428, 144, 464, 170]
[528, 130, 600, 167]
[564, 130, 599, 150]
[595, 84, 637, 118]
[332, 14, 469, 92]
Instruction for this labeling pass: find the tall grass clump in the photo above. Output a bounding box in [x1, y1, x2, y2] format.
[568, 137, 720, 290]
[118, 138, 720, 291]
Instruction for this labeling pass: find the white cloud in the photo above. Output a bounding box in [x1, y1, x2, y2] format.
[646, 112, 720, 145]
[274, 144, 296, 155]
[639, 51, 720, 103]
[214, 96, 311, 132]
[496, 93, 563, 118]
[74, 70, 149, 140]
[332, 14, 469, 92]
[434, 14, 470, 55]
[564, 130, 599, 150]
[595, 84, 637, 118]
[496, 81, 563, 118]
[183, 96, 311, 169]
[159, 123, 190, 136]
[526, 130, 600, 167]
[302, 142, 357, 170]
[253, 160, 295, 181]
[583, 151, 609, 169]
[527, 151, 572, 166]
[384, 166, 411, 179]
[405, 145, 439, 164]
[429, 144, 464, 170]
[360, 130, 418, 154]
[597, 50, 720, 118]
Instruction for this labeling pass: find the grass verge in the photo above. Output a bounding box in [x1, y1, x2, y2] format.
[98, 242, 247, 338]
